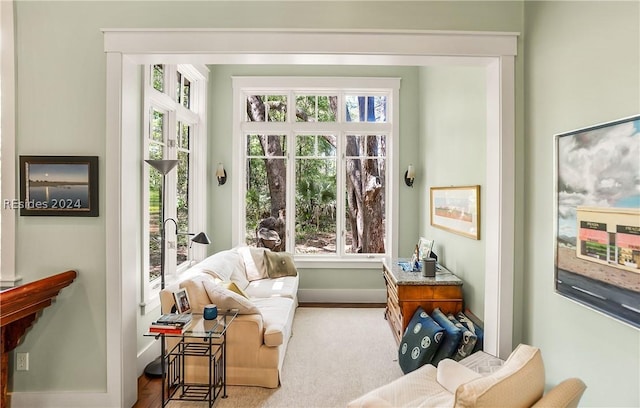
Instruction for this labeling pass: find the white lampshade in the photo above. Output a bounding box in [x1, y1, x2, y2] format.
[215, 163, 225, 178]
[406, 164, 415, 179]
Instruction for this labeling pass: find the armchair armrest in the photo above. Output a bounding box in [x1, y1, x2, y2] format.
[531, 378, 586, 408]
[436, 358, 483, 394]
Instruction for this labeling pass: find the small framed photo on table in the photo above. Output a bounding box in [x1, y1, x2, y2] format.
[173, 288, 192, 314]
[418, 237, 435, 260]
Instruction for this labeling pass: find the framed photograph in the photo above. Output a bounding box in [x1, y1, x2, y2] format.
[173, 288, 192, 314]
[555, 115, 639, 329]
[19, 156, 99, 217]
[418, 237, 435, 260]
[430, 185, 480, 240]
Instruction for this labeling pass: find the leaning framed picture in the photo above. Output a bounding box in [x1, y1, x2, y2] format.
[173, 288, 192, 314]
[430, 185, 480, 240]
[555, 115, 640, 329]
[19, 156, 99, 217]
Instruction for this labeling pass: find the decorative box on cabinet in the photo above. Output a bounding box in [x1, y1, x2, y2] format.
[382, 259, 463, 344]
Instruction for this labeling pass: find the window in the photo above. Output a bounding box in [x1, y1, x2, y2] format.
[235, 77, 399, 261]
[142, 64, 208, 312]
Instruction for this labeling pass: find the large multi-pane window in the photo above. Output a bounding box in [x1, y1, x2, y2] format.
[143, 64, 207, 311]
[235, 77, 398, 259]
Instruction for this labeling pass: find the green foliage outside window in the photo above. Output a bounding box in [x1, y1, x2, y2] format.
[152, 64, 164, 92]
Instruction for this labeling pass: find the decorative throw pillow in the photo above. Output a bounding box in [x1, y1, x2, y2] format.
[398, 307, 444, 374]
[238, 246, 269, 281]
[264, 251, 298, 279]
[202, 280, 261, 315]
[457, 311, 484, 352]
[220, 281, 250, 299]
[447, 313, 477, 361]
[430, 308, 463, 366]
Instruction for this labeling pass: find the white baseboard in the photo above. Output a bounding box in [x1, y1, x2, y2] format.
[298, 288, 386, 304]
[137, 338, 160, 376]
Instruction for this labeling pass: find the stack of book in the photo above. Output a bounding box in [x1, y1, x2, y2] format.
[149, 313, 192, 334]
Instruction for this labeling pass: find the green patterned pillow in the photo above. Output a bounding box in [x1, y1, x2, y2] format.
[264, 251, 298, 278]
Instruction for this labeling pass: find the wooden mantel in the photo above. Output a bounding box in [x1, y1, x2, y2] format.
[0, 270, 77, 408]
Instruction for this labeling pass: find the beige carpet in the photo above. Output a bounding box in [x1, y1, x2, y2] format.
[172, 307, 403, 407]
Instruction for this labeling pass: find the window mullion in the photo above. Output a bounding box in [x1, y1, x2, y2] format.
[163, 110, 178, 278]
[287, 129, 295, 253]
[337, 129, 345, 258]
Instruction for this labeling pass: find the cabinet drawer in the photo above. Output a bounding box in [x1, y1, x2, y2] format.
[431, 285, 463, 299]
[387, 284, 399, 304]
[385, 302, 403, 343]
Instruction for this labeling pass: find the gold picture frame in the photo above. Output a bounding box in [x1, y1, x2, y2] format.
[430, 185, 480, 240]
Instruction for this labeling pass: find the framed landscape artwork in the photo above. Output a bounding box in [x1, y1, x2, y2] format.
[19, 156, 99, 217]
[554, 115, 640, 329]
[430, 185, 480, 240]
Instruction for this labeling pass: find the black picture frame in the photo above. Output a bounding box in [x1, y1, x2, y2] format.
[554, 115, 639, 329]
[19, 156, 99, 217]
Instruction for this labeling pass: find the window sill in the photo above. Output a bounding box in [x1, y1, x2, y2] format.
[139, 295, 161, 315]
[294, 256, 384, 269]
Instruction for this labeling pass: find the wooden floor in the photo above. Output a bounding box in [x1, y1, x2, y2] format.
[133, 374, 162, 408]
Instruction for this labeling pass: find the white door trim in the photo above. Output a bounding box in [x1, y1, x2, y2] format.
[99, 28, 517, 407]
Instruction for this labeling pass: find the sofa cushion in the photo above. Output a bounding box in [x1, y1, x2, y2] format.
[238, 246, 269, 281]
[264, 251, 298, 278]
[430, 308, 462, 366]
[436, 359, 482, 394]
[447, 314, 477, 361]
[229, 254, 250, 289]
[398, 307, 444, 374]
[198, 249, 242, 282]
[244, 276, 299, 300]
[202, 279, 261, 315]
[252, 297, 295, 347]
[454, 344, 545, 408]
[179, 275, 221, 313]
[347, 363, 454, 408]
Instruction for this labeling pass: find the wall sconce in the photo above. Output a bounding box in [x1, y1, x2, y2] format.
[404, 164, 415, 187]
[216, 163, 227, 186]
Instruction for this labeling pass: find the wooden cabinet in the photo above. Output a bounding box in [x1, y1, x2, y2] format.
[383, 259, 463, 344]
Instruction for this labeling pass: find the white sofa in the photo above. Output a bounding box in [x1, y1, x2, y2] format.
[159, 246, 299, 388]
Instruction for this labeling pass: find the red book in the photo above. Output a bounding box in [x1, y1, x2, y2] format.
[149, 326, 184, 335]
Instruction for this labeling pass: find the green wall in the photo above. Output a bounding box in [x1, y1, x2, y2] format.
[10, 1, 639, 406]
[419, 66, 487, 318]
[523, 2, 639, 406]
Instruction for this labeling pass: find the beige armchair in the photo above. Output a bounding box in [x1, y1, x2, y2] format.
[347, 344, 586, 408]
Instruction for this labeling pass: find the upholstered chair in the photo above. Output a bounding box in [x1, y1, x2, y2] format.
[347, 344, 586, 408]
